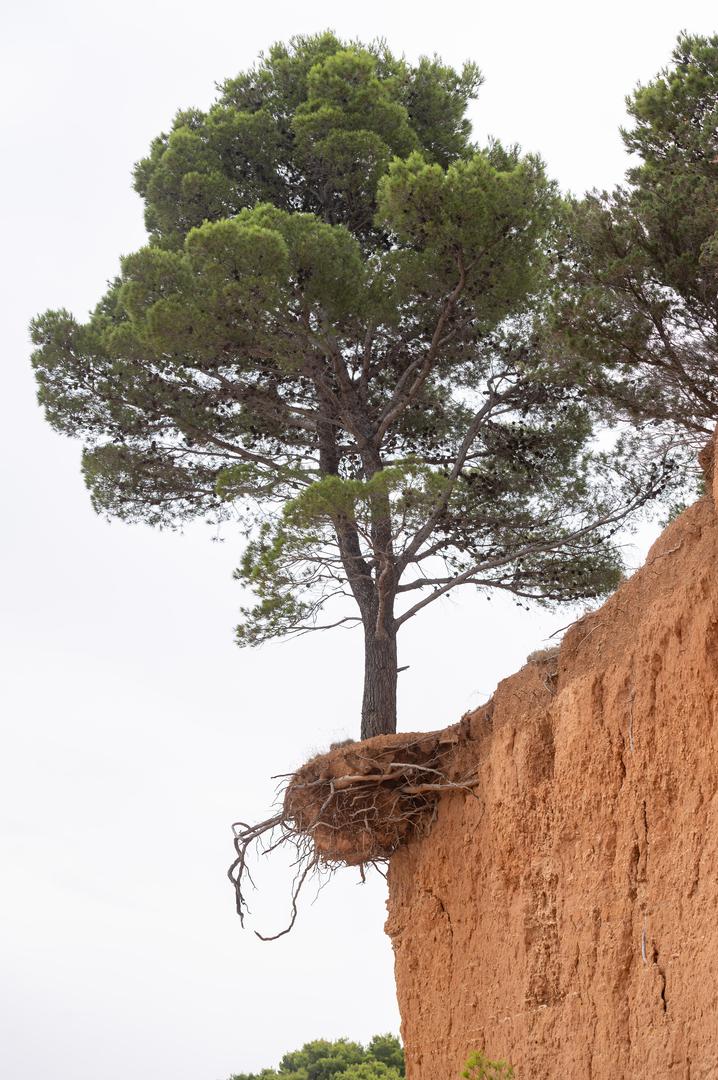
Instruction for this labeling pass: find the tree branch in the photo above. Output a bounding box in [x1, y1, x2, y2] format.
[398, 389, 503, 571]
[394, 486, 660, 629]
[373, 253, 467, 444]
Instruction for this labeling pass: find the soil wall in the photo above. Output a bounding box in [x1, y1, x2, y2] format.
[386, 455, 718, 1078]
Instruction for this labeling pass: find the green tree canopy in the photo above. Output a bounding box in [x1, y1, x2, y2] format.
[133, 32, 481, 249]
[553, 32, 718, 460]
[229, 1035, 404, 1080]
[31, 32, 666, 738]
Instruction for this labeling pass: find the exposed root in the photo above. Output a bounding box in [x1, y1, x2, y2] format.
[228, 727, 480, 939]
[526, 645, 560, 665]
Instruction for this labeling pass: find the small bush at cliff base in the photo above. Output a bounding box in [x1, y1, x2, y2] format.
[229, 1035, 404, 1080]
[462, 1050, 515, 1079]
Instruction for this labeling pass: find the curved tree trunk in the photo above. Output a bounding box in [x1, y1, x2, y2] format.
[361, 621, 398, 739]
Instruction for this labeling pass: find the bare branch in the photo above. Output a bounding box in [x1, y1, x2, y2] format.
[394, 486, 661, 628]
[374, 254, 468, 444]
[398, 389, 502, 570]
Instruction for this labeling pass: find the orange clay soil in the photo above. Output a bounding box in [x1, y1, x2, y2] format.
[384, 440, 718, 1079]
[280, 439, 718, 1078]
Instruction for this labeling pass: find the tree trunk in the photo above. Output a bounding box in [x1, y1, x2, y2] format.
[361, 622, 398, 739]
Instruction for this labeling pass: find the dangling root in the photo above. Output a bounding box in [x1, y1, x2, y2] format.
[228, 812, 324, 941]
[228, 727, 480, 939]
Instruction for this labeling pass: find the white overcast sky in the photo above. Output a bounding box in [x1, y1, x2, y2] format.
[1, 2, 715, 1078]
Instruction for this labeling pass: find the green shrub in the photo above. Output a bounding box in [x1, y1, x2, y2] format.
[462, 1050, 515, 1079]
[230, 1035, 404, 1080]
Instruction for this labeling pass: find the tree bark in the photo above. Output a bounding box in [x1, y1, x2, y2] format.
[361, 620, 398, 739]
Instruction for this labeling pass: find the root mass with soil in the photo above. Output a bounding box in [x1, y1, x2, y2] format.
[228, 727, 479, 939]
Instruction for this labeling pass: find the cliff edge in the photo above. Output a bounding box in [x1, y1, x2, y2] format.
[386, 448, 718, 1079]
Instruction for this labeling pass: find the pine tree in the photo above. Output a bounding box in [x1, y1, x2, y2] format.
[553, 33, 718, 459]
[31, 33, 662, 738]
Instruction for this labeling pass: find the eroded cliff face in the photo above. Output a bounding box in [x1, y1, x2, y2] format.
[386, 464, 718, 1078]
